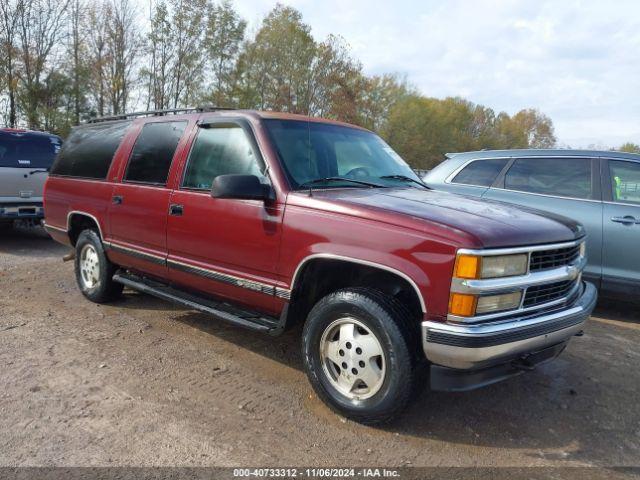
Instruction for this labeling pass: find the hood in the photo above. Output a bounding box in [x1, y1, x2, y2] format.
[303, 187, 583, 248]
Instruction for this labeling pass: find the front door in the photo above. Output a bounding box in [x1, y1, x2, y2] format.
[167, 119, 284, 315]
[108, 120, 188, 279]
[602, 158, 640, 295]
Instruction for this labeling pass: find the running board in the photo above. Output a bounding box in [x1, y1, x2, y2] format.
[113, 272, 284, 334]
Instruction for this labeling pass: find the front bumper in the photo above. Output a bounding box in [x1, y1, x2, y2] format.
[422, 281, 597, 383]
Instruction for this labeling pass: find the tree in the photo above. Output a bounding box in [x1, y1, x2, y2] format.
[169, 0, 207, 108]
[0, 0, 20, 127]
[103, 0, 141, 115]
[203, 0, 246, 107]
[67, 0, 90, 125]
[382, 96, 558, 169]
[86, 1, 109, 117]
[235, 4, 316, 112]
[619, 142, 640, 154]
[358, 73, 414, 132]
[15, 0, 71, 129]
[505, 108, 556, 148]
[143, 0, 173, 110]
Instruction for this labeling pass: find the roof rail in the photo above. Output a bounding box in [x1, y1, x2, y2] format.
[86, 106, 236, 124]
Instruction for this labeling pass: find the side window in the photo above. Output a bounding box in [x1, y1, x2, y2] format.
[124, 121, 187, 185]
[609, 160, 640, 205]
[182, 125, 264, 190]
[504, 157, 592, 199]
[50, 121, 130, 179]
[452, 159, 509, 187]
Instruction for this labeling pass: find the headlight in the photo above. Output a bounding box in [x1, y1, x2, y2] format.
[454, 253, 528, 279]
[579, 242, 586, 257]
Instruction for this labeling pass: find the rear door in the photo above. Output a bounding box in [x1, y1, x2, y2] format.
[601, 158, 640, 295]
[108, 119, 191, 279]
[482, 156, 603, 285]
[0, 131, 61, 205]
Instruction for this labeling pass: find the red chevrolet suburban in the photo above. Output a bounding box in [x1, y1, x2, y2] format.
[44, 108, 597, 423]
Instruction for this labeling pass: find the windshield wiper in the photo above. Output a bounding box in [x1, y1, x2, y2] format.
[299, 177, 384, 189]
[29, 169, 49, 175]
[379, 175, 430, 189]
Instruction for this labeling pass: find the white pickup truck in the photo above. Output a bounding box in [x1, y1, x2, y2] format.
[0, 128, 62, 228]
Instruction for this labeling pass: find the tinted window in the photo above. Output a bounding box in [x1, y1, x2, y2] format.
[610, 160, 640, 205]
[183, 125, 264, 190]
[264, 120, 420, 189]
[452, 159, 509, 187]
[124, 121, 187, 185]
[504, 157, 592, 199]
[0, 131, 61, 168]
[50, 121, 130, 179]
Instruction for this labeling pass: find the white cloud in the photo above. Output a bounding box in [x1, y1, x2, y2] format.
[233, 0, 640, 147]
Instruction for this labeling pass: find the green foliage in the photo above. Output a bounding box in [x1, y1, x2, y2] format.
[234, 4, 316, 112]
[619, 142, 640, 154]
[382, 96, 557, 169]
[204, 0, 246, 107]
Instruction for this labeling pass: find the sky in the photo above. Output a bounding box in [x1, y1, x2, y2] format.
[232, 0, 640, 148]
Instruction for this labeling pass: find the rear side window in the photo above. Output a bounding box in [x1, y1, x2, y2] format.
[504, 157, 592, 199]
[452, 159, 509, 187]
[124, 121, 187, 185]
[0, 132, 61, 169]
[610, 160, 640, 205]
[50, 121, 130, 179]
[182, 125, 264, 190]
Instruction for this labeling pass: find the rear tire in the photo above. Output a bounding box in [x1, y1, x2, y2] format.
[302, 288, 418, 424]
[74, 229, 123, 303]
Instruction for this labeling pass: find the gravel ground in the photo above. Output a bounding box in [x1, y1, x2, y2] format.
[0, 225, 638, 475]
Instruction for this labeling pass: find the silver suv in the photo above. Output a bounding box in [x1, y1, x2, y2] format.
[0, 128, 62, 227]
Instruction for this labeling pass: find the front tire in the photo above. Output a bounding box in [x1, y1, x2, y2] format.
[302, 288, 418, 424]
[74, 229, 123, 303]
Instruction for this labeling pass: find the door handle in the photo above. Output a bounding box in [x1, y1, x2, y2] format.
[112, 195, 123, 205]
[169, 204, 184, 216]
[611, 215, 639, 225]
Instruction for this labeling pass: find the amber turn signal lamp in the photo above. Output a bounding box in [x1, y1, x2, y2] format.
[454, 254, 481, 279]
[449, 293, 477, 317]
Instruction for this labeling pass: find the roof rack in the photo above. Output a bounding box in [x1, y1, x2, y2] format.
[86, 106, 236, 124]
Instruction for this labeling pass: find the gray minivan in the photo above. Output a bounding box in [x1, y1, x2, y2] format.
[0, 128, 62, 227]
[424, 149, 640, 299]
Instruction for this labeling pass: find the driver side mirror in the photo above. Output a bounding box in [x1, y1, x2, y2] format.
[211, 174, 272, 201]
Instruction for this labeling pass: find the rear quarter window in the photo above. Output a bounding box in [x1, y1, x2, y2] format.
[0, 132, 61, 169]
[50, 121, 131, 179]
[451, 158, 509, 187]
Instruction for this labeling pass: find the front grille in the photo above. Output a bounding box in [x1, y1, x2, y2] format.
[529, 245, 581, 272]
[523, 280, 576, 308]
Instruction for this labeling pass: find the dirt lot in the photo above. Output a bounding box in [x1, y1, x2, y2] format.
[1, 226, 639, 472]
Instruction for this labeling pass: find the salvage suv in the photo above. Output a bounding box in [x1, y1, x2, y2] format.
[1, 128, 62, 227]
[44, 108, 597, 423]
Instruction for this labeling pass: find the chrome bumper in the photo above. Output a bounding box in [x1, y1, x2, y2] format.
[422, 281, 597, 370]
[0, 204, 44, 219]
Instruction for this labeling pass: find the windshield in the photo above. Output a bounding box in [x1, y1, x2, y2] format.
[0, 131, 62, 169]
[263, 119, 421, 189]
